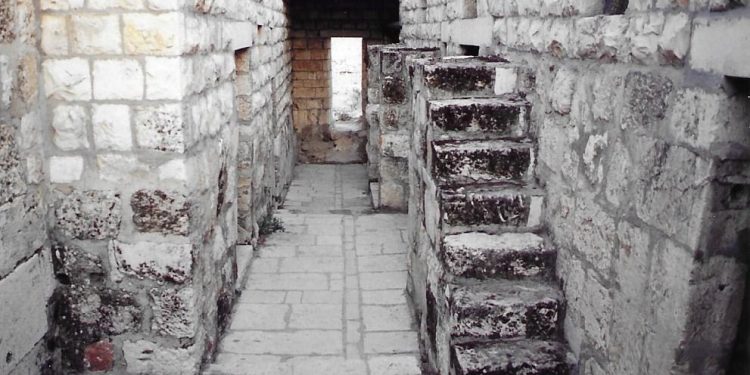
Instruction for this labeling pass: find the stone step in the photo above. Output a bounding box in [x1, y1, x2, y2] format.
[452, 339, 572, 375]
[429, 97, 531, 140]
[441, 184, 544, 229]
[442, 232, 556, 280]
[417, 56, 534, 99]
[448, 280, 562, 341]
[431, 140, 534, 186]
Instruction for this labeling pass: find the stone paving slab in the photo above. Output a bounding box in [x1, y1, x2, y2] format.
[207, 165, 421, 375]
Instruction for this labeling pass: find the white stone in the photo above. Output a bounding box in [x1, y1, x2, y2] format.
[71, 15, 122, 54]
[96, 154, 149, 183]
[93, 60, 143, 100]
[158, 159, 188, 181]
[494, 67, 517, 95]
[550, 68, 576, 114]
[146, 0, 184, 10]
[43, 58, 92, 101]
[658, 13, 691, 63]
[691, 14, 750, 78]
[92, 104, 132, 151]
[88, 0, 143, 9]
[123, 13, 184, 55]
[150, 287, 199, 338]
[123, 341, 198, 375]
[49, 156, 84, 183]
[110, 240, 192, 283]
[0, 55, 10, 107]
[51, 105, 89, 151]
[40, 0, 84, 10]
[582, 133, 608, 185]
[0, 254, 54, 375]
[134, 104, 186, 152]
[41, 15, 68, 55]
[145, 57, 185, 100]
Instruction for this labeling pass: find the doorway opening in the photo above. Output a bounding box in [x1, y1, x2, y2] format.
[331, 37, 364, 135]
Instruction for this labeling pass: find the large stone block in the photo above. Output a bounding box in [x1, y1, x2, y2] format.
[41, 15, 68, 55]
[134, 104, 186, 152]
[49, 156, 84, 184]
[0, 253, 54, 375]
[131, 189, 190, 235]
[93, 59, 143, 100]
[92, 104, 132, 151]
[71, 14, 122, 54]
[691, 13, 750, 78]
[110, 240, 192, 283]
[51, 105, 89, 151]
[621, 72, 673, 130]
[43, 58, 92, 101]
[55, 190, 121, 240]
[452, 340, 571, 375]
[0, 124, 26, 206]
[150, 287, 199, 338]
[123, 13, 184, 55]
[432, 139, 534, 186]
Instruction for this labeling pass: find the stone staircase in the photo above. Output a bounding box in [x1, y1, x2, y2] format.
[406, 56, 575, 375]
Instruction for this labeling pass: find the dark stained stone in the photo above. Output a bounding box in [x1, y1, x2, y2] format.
[622, 72, 673, 129]
[131, 189, 190, 236]
[55, 191, 122, 240]
[382, 76, 406, 104]
[452, 340, 571, 375]
[432, 140, 533, 186]
[430, 97, 530, 137]
[0, 123, 26, 206]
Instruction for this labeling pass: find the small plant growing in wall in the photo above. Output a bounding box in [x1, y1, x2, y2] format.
[259, 214, 285, 238]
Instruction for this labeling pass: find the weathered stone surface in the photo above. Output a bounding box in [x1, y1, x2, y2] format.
[93, 59, 143, 100]
[92, 104, 132, 151]
[0, 124, 25, 206]
[110, 240, 192, 283]
[424, 63, 496, 93]
[131, 189, 190, 235]
[43, 58, 92, 101]
[49, 156, 84, 183]
[449, 281, 562, 340]
[432, 140, 533, 185]
[382, 76, 406, 104]
[123, 13, 183, 55]
[51, 105, 89, 150]
[441, 185, 544, 228]
[429, 97, 530, 136]
[452, 340, 571, 375]
[443, 232, 555, 280]
[71, 14, 121, 54]
[621, 72, 673, 129]
[0, 254, 54, 375]
[83, 340, 114, 372]
[52, 243, 105, 283]
[123, 340, 198, 374]
[150, 287, 198, 338]
[134, 104, 185, 152]
[55, 190, 121, 240]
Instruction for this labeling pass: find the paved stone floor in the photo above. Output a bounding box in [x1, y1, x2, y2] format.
[207, 165, 422, 375]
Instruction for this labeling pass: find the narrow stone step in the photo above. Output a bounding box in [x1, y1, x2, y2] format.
[429, 97, 531, 139]
[448, 280, 562, 340]
[418, 57, 533, 99]
[441, 184, 544, 229]
[431, 140, 534, 186]
[442, 232, 556, 280]
[452, 339, 572, 375]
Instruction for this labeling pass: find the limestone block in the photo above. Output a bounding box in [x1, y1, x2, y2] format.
[658, 13, 690, 65]
[134, 104, 186, 152]
[145, 57, 185, 100]
[0, 254, 54, 375]
[41, 15, 68, 55]
[381, 132, 410, 158]
[49, 156, 84, 183]
[52, 243, 105, 282]
[0, 124, 26, 205]
[150, 287, 198, 338]
[92, 104, 132, 151]
[604, 140, 631, 207]
[582, 133, 608, 185]
[43, 58, 91, 101]
[71, 15, 122, 54]
[124, 341, 199, 374]
[158, 159, 187, 181]
[145, 0, 184, 10]
[550, 68, 576, 115]
[96, 154, 149, 183]
[131, 189, 190, 235]
[88, 0, 143, 9]
[621, 71, 672, 129]
[111, 240, 192, 283]
[691, 13, 750, 77]
[93, 59, 143, 100]
[55, 190, 121, 240]
[123, 13, 184, 55]
[41, 0, 84, 10]
[573, 194, 615, 275]
[51, 105, 88, 150]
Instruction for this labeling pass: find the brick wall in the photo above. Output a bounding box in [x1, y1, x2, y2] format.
[0, 0, 55, 373]
[289, 0, 399, 163]
[400, 1, 750, 374]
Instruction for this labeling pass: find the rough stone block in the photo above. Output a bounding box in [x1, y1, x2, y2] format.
[93, 59, 143, 100]
[131, 189, 190, 235]
[43, 58, 92, 101]
[123, 13, 184, 55]
[55, 190, 121, 240]
[0, 254, 54, 375]
[51, 105, 89, 151]
[0, 124, 26, 206]
[83, 340, 114, 372]
[134, 104, 186, 152]
[92, 104, 132, 151]
[49, 156, 84, 184]
[71, 14, 122, 54]
[41, 15, 68, 55]
[432, 139, 533, 186]
[110, 240, 192, 283]
[453, 340, 571, 375]
[621, 71, 673, 130]
[123, 340, 198, 374]
[429, 97, 530, 137]
[145, 57, 185, 100]
[150, 287, 198, 338]
[441, 185, 544, 228]
[382, 76, 406, 104]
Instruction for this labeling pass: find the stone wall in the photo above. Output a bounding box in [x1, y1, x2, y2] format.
[289, 0, 400, 163]
[38, 0, 294, 373]
[0, 0, 55, 373]
[400, 1, 750, 374]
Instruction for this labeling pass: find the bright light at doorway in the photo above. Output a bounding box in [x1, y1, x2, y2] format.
[331, 37, 363, 127]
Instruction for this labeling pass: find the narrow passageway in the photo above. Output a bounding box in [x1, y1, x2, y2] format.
[207, 165, 422, 375]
